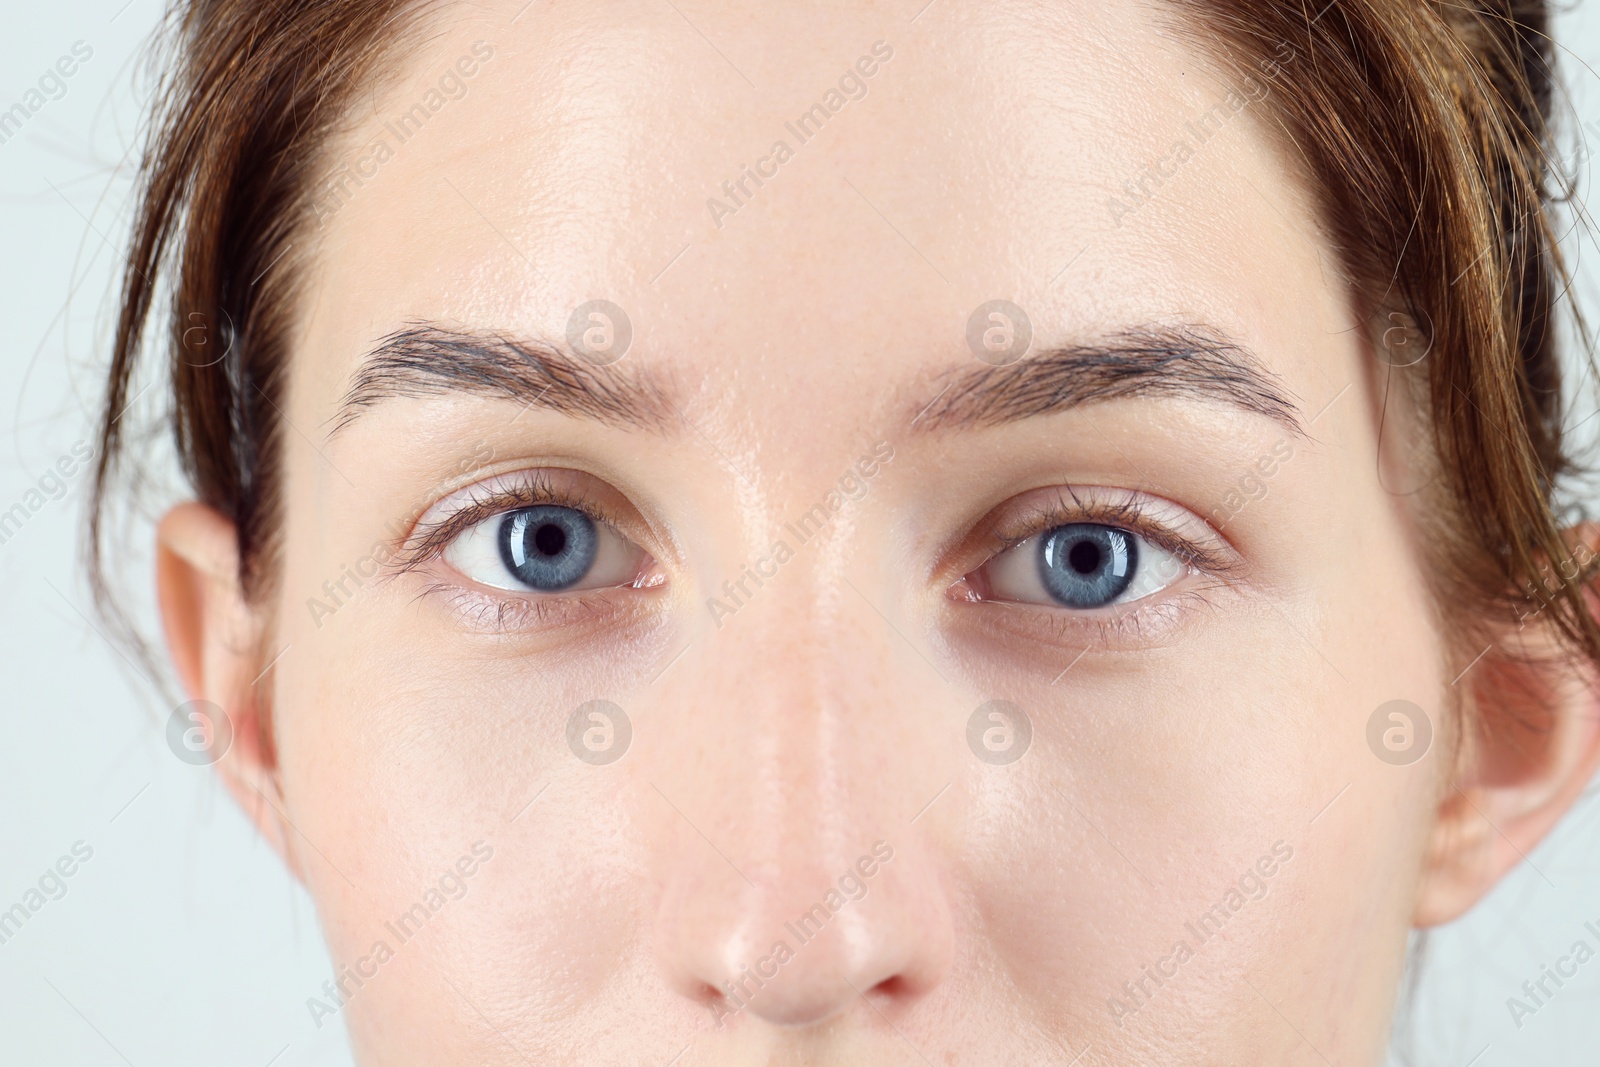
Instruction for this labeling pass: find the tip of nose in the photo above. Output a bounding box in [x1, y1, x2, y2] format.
[655, 848, 956, 1031]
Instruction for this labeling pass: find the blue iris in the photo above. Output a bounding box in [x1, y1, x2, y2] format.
[497, 506, 598, 591]
[1038, 523, 1136, 608]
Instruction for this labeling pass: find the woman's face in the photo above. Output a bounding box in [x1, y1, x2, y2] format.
[220, 0, 1458, 1061]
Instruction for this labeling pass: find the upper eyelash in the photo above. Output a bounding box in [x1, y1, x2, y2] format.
[394, 477, 1230, 617]
[391, 473, 607, 573]
[985, 487, 1241, 579]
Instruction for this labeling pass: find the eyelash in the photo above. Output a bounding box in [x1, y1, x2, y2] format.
[392, 473, 1237, 642]
[985, 487, 1236, 578]
[409, 579, 625, 632]
[958, 486, 1242, 642]
[391, 473, 656, 633]
[394, 472, 607, 570]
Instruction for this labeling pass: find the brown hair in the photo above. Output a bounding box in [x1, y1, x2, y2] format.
[1168, 0, 1600, 662]
[90, 0, 425, 651]
[91, 0, 1600, 676]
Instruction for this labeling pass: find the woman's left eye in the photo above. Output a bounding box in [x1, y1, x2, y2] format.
[974, 522, 1190, 609]
[442, 504, 650, 593]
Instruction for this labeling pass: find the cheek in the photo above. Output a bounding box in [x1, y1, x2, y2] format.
[269, 567, 663, 1031]
[958, 657, 1328, 1038]
[959, 491, 1443, 1050]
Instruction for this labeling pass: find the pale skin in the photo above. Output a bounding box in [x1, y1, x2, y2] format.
[153, 0, 1600, 1063]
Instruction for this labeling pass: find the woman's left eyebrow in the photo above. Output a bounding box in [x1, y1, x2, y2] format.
[326, 322, 678, 439]
[910, 324, 1305, 437]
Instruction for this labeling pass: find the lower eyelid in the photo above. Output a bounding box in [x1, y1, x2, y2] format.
[962, 582, 1225, 653]
[416, 579, 653, 635]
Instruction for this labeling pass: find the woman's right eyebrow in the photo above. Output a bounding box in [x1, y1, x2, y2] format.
[325, 322, 679, 439]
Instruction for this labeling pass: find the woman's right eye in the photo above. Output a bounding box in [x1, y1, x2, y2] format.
[442, 504, 651, 593]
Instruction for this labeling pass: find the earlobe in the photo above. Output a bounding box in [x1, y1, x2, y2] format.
[156, 503, 300, 879]
[1414, 573, 1600, 927]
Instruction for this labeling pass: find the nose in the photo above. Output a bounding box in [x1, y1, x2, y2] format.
[656, 834, 952, 1027]
[649, 577, 955, 1029]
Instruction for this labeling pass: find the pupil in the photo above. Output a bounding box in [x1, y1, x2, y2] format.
[534, 523, 566, 556]
[1068, 539, 1101, 574]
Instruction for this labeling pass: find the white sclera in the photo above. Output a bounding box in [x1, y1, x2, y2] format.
[986, 528, 1189, 608]
[444, 509, 644, 592]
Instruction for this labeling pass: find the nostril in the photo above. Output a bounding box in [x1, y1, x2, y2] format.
[867, 974, 912, 1000]
[695, 981, 748, 1030]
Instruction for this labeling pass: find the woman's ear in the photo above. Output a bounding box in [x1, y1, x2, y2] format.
[156, 502, 301, 880]
[1415, 533, 1600, 926]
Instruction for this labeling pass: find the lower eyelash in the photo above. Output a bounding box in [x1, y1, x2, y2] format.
[411, 581, 622, 633]
[975, 581, 1227, 650]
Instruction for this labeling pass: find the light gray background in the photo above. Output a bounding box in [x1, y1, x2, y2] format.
[3, 3, 1600, 1064]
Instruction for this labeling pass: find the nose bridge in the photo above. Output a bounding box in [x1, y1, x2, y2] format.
[699, 530, 907, 861]
[649, 534, 954, 1026]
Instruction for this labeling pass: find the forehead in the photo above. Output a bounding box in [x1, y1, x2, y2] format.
[294, 0, 1346, 432]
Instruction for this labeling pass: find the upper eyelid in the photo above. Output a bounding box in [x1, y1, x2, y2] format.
[982, 488, 1241, 578]
[394, 474, 611, 569]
